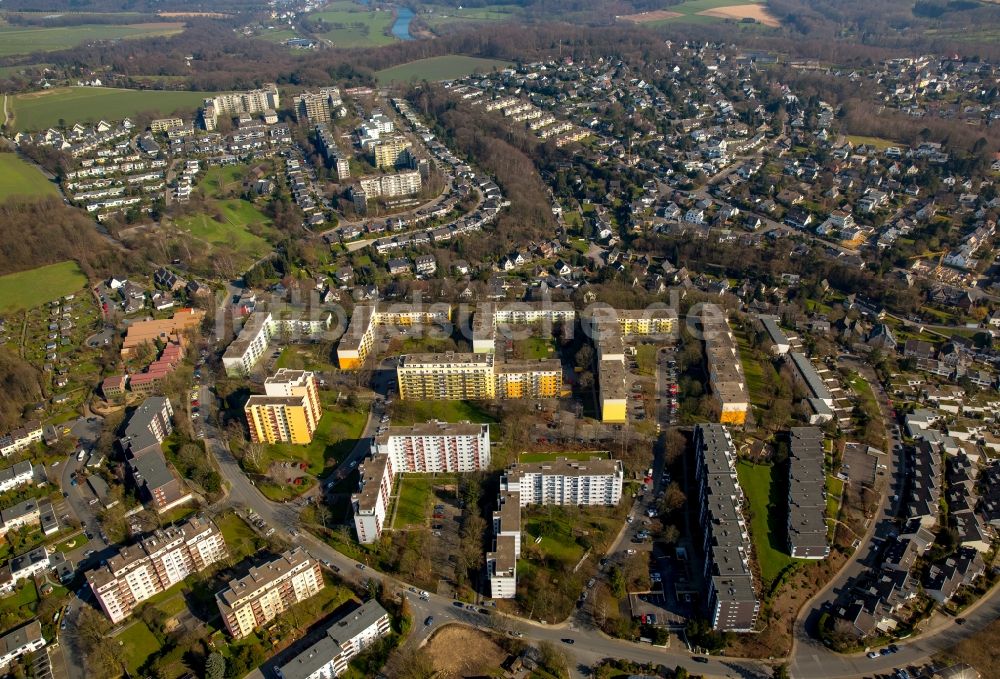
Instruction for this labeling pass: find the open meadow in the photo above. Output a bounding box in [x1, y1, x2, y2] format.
[9, 87, 215, 132]
[0, 261, 88, 313]
[0, 153, 58, 202]
[173, 200, 274, 261]
[375, 55, 513, 84]
[0, 21, 185, 58]
[312, 2, 396, 48]
[618, 0, 779, 26]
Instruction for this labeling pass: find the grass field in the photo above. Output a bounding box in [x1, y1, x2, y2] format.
[736, 461, 800, 586]
[265, 401, 368, 476]
[0, 153, 58, 202]
[375, 55, 513, 83]
[420, 3, 524, 26]
[116, 621, 161, 675]
[10, 86, 215, 132]
[391, 399, 495, 426]
[0, 22, 184, 58]
[847, 135, 897, 150]
[313, 2, 396, 48]
[175, 200, 273, 259]
[0, 261, 87, 313]
[392, 474, 455, 528]
[55, 533, 89, 553]
[622, 0, 778, 25]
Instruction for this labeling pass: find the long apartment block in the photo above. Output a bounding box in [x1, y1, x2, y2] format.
[694, 424, 760, 632]
[397, 352, 563, 401]
[489, 457, 622, 599]
[86, 517, 228, 623]
[216, 548, 324, 639]
[245, 370, 322, 445]
[788, 427, 830, 559]
[353, 422, 491, 544]
[223, 310, 333, 377]
[700, 311, 749, 426]
[275, 600, 390, 679]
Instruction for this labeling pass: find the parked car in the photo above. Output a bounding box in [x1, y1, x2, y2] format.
[424, 616, 434, 626]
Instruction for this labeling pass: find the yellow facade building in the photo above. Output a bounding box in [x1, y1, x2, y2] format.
[244, 370, 322, 444]
[397, 353, 497, 400]
[372, 136, 411, 169]
[495, 359, 563, 399]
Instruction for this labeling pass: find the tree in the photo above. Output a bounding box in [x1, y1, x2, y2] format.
[537, 641, 570, 679]
[675, 667, 690, 679]
[205, 653, 225, 679]
[660, 482, 686, 515]
[773, 664, 790, 679]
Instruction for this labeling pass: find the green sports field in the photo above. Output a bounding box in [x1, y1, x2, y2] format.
[0, 154, 58, 202]
[313, 1, 396, 48]
[0, 261, 88, 313]
[9, 87, 215, 132]
[0, 22, 184, 58]
[375, 55, 514, 84]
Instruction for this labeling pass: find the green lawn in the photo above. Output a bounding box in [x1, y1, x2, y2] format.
[826, 474, 844, 539]
[0, 22, 184, 58]
[175, 200, 273, 259]
[626, 0, 778, 25]
[519, 335, 555, 360]
[0, 261, 88, 313]
[265, 401, 368, 476]
[215, 512, 259, 561]
[420, 3, 524, 26]
[202, 164, 249, 197]
[313, 2, 397, 48]
[523, 516, 585, 563]
[54, 533, 89, 553]
[391, 399, 495, 426]
[116, 621, 161, 675]
[518, 451, 609, 463]
[847, 135, 897, 150]
[375, 55, 514, 84]
[10, 86, 215, 132]
[736, 461, 800, 587]
[0, 580, 38, 618]
[392, 475, 455, 529]
[0, 153, 58, 202]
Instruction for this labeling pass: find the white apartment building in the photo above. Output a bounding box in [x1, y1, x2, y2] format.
[217, 548, 324, 639]
[354, 422, 491, 544]
[275, 601, 391, 679]
[488, 457, 622, 598]
[0, 462, 33, 494]
[223, 310, 333, 377]
[202, 85, 280, 130]
[0, 621, 45, 670]
[373, 421, 491, 473]
[357, 170, 422, 200]
[352, 454, 395, 545]
[86, 517, 228, 623]
[502, 458, 624, 506]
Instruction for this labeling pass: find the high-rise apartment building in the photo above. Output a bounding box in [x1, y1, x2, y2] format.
[397, 353, 497, 400]
[371, 136, 411, 169]
[202, 85, 280, 131]
[501, 458, 623, 507]
[495, 360, 563, 399]
[373, 421, 491, 473]
[216, 548, 324, 639]
[245, 370, 322, 445]
[86, 517, 228, 623]
[293, 88, 342, 124]
[357, 170, 422, 200]
[354, 422, 492, 544]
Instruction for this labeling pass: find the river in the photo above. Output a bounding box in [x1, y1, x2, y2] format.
[391, 6, 415, 40]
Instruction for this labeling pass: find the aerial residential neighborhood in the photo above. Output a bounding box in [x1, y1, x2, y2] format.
[0, 0, 999, 678]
